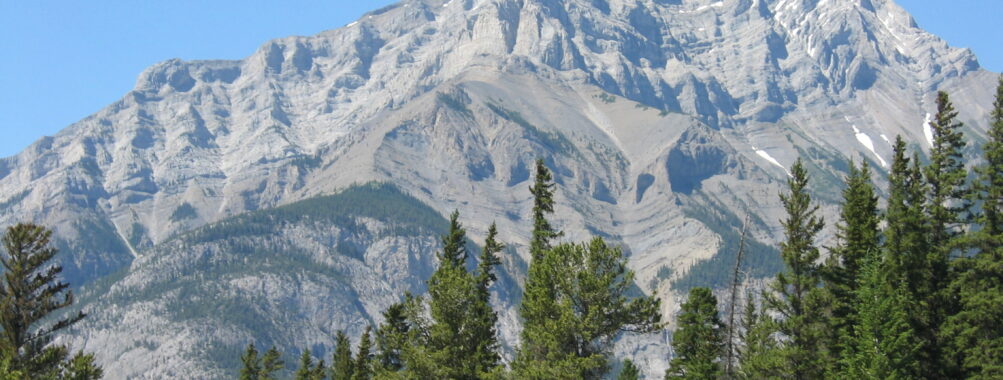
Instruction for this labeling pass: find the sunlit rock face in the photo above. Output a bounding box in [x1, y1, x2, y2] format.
[2, 0, 996, 377]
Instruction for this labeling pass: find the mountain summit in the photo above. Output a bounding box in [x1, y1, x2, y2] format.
[0, 0, 997, 377]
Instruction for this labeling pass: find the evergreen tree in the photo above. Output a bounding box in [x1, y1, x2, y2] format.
[261, 346, 283, 380]
[476, 223, 504, 294]
[405, 211, 503, 378]
[737, 291, 782, 379]
[919, 91, 971, 377]
[977, 76, 1003, 238]
[295, 349, 315, 380]
[239, 344, 284, 380]
[240, 343, 262, 380]
[529, 158, 561, 260]
[821, 160, 881, 374]
[312, 359, 327, 380]
[762, 159, 826, 379]
[942, 76, 1003, 379]
[353, 327, 372, 380]
[514, 238, 661, 379]
[842, 254, 921, 379]
[666, 287, 724, 379]
[618, 359, 640, 380]
[0, 349, 22, 380]
[925, 91, 971, 248]
[332, 330, 354, 379]
[514, 158, 571, 376]
[0, 223, 88, 376]
[374, 302, 408, 373]
[441, 210, 468, 266]
[884, 138, 930, 284]
[468, 223, 504, 374]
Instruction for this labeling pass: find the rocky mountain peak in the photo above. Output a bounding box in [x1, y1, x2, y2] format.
[0, 1, 998, 377]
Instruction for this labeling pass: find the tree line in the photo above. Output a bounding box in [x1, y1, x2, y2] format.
[240, 77, 1003, 380]
[2, 78, 999, 379]
[239, 158, 662, 380]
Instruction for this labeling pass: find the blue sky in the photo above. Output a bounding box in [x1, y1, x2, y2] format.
[1, 0, 999, 158]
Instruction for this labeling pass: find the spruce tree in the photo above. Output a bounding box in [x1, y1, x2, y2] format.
[332, 330, 354, 379]
[412, 211, 503, 378]
[920, 91, 971, 378]
[842, 254, 921, 379]
[925, 91, 971, 248]
[737, 291, 782, 379]
[666, 287, 724, 379]
[514, 161, 659, 378]
[0, 223, 88, 376]
[514, 238, 661, 379]
[942, 76, 1003, 379]
[762, 158, 826, 380]
[529, 158, 560, 260]
[977, 76, 1003, 238]
[884, 138, 930, 284]
[295, 349, 315, 380]
[514, 159, 568, 375]
[374, 302, 408, 373]
[469, 223, 504, 374]
[618, 359, 640, 380]
[260, 346, 283, 380]
[821, 160, 880, 374]
[240, 343, 262, 380]
[352, 327, 372, 380]
[312, 359, 327, 380]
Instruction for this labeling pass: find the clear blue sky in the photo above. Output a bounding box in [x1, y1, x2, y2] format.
[1, 0, 999, 158]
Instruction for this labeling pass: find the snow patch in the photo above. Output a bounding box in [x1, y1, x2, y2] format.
[853, 125, 887, 167]
[754, 147, 792, 177]
[346, 21, 358, 27]
[880, 134, 891, 144]
[923, 112, 934, 147]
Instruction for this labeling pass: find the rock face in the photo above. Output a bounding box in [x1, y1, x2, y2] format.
[1, 0, 998, 377]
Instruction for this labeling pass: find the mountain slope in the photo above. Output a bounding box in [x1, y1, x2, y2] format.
[2, 0, 998, 377]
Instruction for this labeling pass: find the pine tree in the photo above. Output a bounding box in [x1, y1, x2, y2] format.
[919, 91, 971, 378]
[925, 91, 971, 248]
[332, 330, 354, 379]
[514, 159, 570, 376]
[618, 359, 640, 380]
[821, 160, 880, 374]
[0, 223, 88, 376]
[261, 346, 283, 380]
[762, 159, 826, 380]
[529, 158, 560, 260]
[407, 211, 503, 378]
[840, 250, 921, 380]
[468, 222, 504, 374]
[666, 287, 724, 379]
[57, 350, 103, 380]
[240, 343, 262, 380]
[295, 349, 315, 380]
[515, 161, 659, 378]
[352, 327, 372, 380]
[441, 210, 468, 266]
[312, 359, 327, 380]
[514, 238, 661, 379]
[736, 291, 782, 379]
[942, 76, 1003, 379]
[977, 76, 1003, 238]
[884, 138, 930, 285]
[374, 302, 408, 373]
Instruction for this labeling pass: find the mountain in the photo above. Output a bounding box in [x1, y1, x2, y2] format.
[1, 0, 997, 377]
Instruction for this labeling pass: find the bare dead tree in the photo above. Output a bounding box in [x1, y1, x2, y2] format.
[724, 213, 750, 378]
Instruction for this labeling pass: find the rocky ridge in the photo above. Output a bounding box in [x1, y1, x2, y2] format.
[0, 0, 998, 377]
